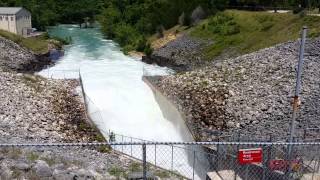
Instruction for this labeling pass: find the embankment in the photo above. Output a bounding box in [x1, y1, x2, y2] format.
[0, 36, 51, 72]
[149, 38, 320, 142]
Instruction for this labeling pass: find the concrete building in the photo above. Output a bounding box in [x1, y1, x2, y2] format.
[0, 7, 32, 36]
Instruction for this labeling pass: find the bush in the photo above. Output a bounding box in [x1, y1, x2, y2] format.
[207, 13, 240, 36]
[143, 43, 153, 56]
[299, 10, 307, 18]
[293, 7, 304, 14]
[156, 25, 165, 38]
[136, 36, 147, 52]
[51, 36, 72, 45]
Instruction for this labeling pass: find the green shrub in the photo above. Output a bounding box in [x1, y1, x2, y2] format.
[207, 13, 240, 36]
[143, 43, 153, 56]
[51, 36, 72, 45]
[260, 21, 274, 31]
[293, 7, 304, 14]
[108, 166, 126, 178]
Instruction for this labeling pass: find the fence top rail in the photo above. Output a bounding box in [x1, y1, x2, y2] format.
[1, 141, 320, 147]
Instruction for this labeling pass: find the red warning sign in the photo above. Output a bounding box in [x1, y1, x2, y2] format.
[238, 148, 263, 165]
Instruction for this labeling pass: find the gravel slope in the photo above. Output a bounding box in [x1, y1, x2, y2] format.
[143, 35, 210, 71]
[152, 38, 320, 141]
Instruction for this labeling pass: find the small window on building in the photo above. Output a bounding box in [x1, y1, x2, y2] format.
[10, 17, 13, 21]
[5, 17, 8, 21]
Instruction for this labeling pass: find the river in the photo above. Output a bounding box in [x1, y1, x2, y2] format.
[38, 25, 206, 179]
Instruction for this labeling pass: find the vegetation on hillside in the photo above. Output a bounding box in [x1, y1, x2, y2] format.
[99, 0, 228, 54]
[190, 10, 320, 59]
[0, 0, 104, 30]
[99, 0, 320, 54]
[0, 0, 320, 54]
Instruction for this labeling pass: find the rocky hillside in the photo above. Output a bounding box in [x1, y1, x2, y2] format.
[0, 71, 100, 143]
[0, 36, 50, 72]
[143, 11, 320, 73]
[150, 38, 320, 141]
[143, 35, 210, 71]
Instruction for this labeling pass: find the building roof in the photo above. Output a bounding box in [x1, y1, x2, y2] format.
[0, 7, 24, 15]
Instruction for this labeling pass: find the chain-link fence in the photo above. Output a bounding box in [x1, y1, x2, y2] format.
[0, 142, 319, 180]
[103, 132, 320, 180]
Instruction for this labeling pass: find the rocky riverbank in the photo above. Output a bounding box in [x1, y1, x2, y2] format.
[0, 36, 51, 72]
[149, 38, 320, 141]
[142, 35, 211, 71]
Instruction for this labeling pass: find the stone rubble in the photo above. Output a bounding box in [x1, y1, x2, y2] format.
[151, 38, 320, 141]
[142, 35, 211, 71]
[0, 36, 51, 72]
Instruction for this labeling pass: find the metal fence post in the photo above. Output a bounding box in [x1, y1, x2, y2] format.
[142, 144, 147, 180]
[287, 26, 307, 179]
[262, 136, 273, 180]
[171, 145, 174, 172]
[234, 132, 240, 180]
[245, 164, 249, 180]
[262, 144, 266, 180]
[217, 135, 220, 171]
[121, 135, 124, 153]
[192, 150, 196, 180]
[130, 137, 133, 156]
[154, 144, 157, 166]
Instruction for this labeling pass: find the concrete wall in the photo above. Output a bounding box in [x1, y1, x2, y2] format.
[143, 76, 194, 142]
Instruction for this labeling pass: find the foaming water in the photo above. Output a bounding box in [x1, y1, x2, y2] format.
[38, 25, 209, 179]
[39, 25, 190, 142]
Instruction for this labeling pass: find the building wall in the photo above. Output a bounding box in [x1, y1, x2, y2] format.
[0, 9, 31, 36]
[16, 13, 31, 36]
[0, 14, 17, 34]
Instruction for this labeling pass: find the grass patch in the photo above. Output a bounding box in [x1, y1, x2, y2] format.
[22, 74, 45, 93]
[128, 162, 142, 172]
[40, 157, 56, 166]
[154, 170, 171, 178]
[12, 169, 22, 178]
[0, 148, 22, 159]
[27, 152, 39, 161]
[190, 10, 320, 60]
[108, 166, 127, 179]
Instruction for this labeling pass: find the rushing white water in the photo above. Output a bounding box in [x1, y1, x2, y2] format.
[39, 25, 192, 142]
[38, 25, 207, 179]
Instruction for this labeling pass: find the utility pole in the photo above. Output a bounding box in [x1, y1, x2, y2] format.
[286, 26, 308, 178]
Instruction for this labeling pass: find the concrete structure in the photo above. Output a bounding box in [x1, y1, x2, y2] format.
[0, 7, 32, 36]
